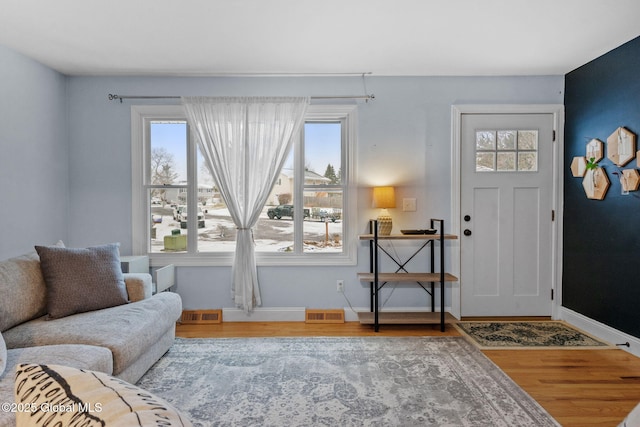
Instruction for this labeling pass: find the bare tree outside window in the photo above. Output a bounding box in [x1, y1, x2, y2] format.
[150, 148, 178, 203]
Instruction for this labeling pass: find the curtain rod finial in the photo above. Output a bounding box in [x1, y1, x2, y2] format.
[108, 94, 122, 103]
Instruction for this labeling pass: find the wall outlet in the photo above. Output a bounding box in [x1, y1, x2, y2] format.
[336, 279, 344, 292]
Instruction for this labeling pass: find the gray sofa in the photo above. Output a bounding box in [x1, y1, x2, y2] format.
[0, 248, 182, 427]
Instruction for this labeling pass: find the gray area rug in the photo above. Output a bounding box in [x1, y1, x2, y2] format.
[137, 336, 558, 426]
[455, 321, 612, 349]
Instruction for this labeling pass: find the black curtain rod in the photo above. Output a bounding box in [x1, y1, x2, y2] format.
[107, 94, 374, 103]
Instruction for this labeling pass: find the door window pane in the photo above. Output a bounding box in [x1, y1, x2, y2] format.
[476, 131, 496, 150]
[497, 152, 516, 171]
[518, 131, 538, 150]
[518, 152, 538, 171]
[497, 130, 516, 150]
[476, 129, 539, 172]
[476, 152, 495, 171]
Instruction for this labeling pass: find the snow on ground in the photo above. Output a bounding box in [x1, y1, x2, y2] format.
[150, 205, 342, 253]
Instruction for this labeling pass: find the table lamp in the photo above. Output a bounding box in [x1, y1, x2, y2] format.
[372, 186, 396, 235]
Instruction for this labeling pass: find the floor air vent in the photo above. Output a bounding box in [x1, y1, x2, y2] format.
[180, 309, 223, 324]
[305, 309, 345, 324]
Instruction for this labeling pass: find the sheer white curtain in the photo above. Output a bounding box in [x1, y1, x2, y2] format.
[182, 96, 309, 312]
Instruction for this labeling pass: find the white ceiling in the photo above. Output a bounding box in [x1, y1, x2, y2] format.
[2, 0, 639, 77]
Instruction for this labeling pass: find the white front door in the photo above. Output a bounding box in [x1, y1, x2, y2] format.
[459, 111, 555, 316]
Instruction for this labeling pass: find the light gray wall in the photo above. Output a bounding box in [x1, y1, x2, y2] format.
[0, 46, 68, 260]
[65, 75, 563, 312]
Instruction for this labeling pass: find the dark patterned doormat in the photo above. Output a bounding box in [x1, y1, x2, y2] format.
[455, 321, 614, 349]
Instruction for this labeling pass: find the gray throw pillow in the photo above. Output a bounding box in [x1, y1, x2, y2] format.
[0, 332, 6, 378]
[35, 243, 128, 319]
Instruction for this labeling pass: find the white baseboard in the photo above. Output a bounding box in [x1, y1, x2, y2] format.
[558, 307, 640, 358]
[344, 307, 366, 322]
[223, 307, 306, 322]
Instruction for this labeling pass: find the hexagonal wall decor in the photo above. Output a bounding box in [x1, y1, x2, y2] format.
[607, 127, 636, 166]
[570, 156, 587, 177]
[621, 169, 640, 192]
[586, 138, 604, 162]
[582, 168, 610, 200]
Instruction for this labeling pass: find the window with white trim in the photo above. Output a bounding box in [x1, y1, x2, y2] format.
[131, 104, 357, 266]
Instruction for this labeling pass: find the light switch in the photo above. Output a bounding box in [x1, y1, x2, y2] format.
[402, 198, 417, 212]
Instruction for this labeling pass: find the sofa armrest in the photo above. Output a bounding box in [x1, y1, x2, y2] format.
[124, 273, 153, 302]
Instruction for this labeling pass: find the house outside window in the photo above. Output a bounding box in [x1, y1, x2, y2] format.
[131, 104, 357, 266]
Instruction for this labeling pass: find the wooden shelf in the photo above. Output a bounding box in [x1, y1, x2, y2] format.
[358, 272, 458, 282]
[357, 311, 457, 325]
[359, 233, 458, 241]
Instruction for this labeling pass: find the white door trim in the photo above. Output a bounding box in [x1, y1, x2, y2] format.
[450, 104, 564, 320]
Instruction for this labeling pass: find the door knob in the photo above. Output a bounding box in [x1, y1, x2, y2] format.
[464, 229, 472, 236]
[464, 215, 471, 222]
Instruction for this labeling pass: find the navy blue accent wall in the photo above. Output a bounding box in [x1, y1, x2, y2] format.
[564, 36, 640, 338]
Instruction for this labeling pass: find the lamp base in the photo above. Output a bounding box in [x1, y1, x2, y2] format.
[377, 213, 393, 236]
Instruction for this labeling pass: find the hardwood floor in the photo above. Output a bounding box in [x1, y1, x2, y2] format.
[176, 321, 640, 426]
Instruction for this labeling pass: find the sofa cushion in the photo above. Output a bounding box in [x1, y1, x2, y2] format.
[35, 243, 129, 319]
[7, 344, 113, 376]
[0, 332, 5, 378]
[3, 292, 182, 376]
[14, 363, 192, 427]
[0, 251, 48, 332]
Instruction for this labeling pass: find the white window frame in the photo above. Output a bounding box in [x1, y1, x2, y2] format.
[131, 104, 358, 267]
